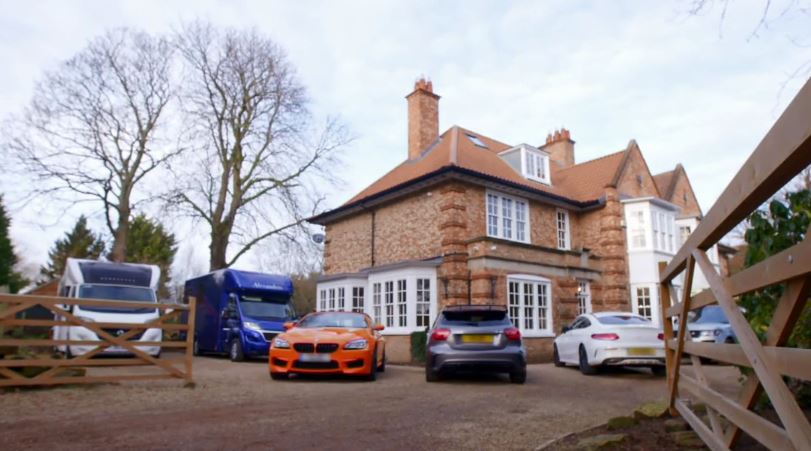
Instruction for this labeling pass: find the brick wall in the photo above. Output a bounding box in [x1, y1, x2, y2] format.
[323, 187, 444, 275]
[324, 213, 372, 274]
[615, 146, 660, 199]
[669, 172, 703, 218]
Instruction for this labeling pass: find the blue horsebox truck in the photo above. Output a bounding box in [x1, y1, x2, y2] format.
[184, 269, 296, 361]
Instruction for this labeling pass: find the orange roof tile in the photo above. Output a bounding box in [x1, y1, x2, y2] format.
[345, 126, 620, 207]
[553, 150, 627, 201]
[653, 169, 676, 200]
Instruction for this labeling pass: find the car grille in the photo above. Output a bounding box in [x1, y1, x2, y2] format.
[293, 343, 339, 353]
[316, 343, 339, 353]
[262, 332, 278, 342]
[293, 360, 339, 370]
[294, 343, 315, 353]
[101, 328, 145, 340]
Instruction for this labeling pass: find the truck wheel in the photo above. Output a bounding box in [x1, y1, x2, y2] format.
[229, 339, 245, 362]
[578, 345, 599, 375]
[651, 366, 666, 377]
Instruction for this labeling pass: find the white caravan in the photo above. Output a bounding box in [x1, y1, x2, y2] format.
[53, 258, 162, 357]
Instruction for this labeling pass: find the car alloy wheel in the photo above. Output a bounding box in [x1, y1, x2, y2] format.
[553, 345, 564, 367]
[365, 349, 378, 381]
[578, 345, 598, 375]
[229, 339, 245, 362]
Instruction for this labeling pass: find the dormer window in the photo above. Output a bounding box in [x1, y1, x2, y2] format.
[525, 150, 549, 182]
[498, 144, 551, 185]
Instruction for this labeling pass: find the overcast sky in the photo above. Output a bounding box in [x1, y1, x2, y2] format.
[1, 0, 809, 279]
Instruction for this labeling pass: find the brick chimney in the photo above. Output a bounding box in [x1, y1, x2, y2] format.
[406, 77, 440, 160]
[543, 128, 575, 168]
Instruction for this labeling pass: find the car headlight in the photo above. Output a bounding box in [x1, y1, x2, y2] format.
[273, 337, 290, 349]
[243, 321, 262, 331]
[699, 330, 715, 337]
[713, 329, 722, 336]
[344, 338, 368, 350]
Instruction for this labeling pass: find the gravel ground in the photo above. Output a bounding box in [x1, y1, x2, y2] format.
[0, 356, 740, 450]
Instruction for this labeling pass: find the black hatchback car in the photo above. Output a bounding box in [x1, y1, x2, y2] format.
[425, 305, 527, 383]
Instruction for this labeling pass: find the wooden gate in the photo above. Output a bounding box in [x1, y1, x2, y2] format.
[0, 294, 196, 387]
[659, 78, 811, 450]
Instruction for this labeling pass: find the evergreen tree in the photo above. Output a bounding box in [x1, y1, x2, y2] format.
[124, 214, 177, 299]
[0, 195, 28, 293]
[40, 215, 106, 281]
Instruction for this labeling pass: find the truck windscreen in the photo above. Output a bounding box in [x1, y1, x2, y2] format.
[78, 285, 157, 313]
[240, 295, 294, 320]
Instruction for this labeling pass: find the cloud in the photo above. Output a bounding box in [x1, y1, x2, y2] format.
[0, 0, 808, 272]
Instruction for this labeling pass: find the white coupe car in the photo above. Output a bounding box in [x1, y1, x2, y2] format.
[553, 312, 666, 376]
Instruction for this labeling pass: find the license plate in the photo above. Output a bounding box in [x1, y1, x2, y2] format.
[299, 353, 331, 362]
[628, 347, 656, 356]
[461, 334, 495, 344]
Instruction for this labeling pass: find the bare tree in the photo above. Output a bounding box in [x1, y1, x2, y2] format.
[171, 23, 348, 271]
[4, 29, 180, 262]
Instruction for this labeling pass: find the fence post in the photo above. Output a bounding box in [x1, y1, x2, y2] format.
[184, 296, 196, 384]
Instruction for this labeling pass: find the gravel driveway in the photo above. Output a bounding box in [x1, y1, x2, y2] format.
[0, 356, 739, 450]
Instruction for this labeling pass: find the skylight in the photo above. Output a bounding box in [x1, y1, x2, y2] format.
[466, 134, 488, 148]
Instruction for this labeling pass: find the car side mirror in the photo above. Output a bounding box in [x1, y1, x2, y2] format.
[283, 321, 296, 330]
[562, 326, 571, 334]
[373, 324, 385, 331]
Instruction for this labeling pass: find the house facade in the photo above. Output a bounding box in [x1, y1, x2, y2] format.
[309, 79, 730, 363]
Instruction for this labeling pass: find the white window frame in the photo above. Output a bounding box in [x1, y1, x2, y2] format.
[416, 278, 431, 328]
[556, 209, 571, 250]
[384, 281, 395, 327]
[523, 148, 550, 184]
[367, 268, 438, 334]
[486, 190, 530, 244]
[506, 275, 554, 337]
[352, 286, 364, 313]
[576, 280, 592, 315]
[372, 283, 382, 324]
[634, 285, 653, 320]
[316, 280, 366, 313]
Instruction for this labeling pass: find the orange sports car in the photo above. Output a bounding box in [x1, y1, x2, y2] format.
[269, 311, 386, 381]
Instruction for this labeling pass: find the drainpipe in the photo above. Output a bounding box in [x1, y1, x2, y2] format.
[468, 270, 472, 305]
[370, 208, 376, 267]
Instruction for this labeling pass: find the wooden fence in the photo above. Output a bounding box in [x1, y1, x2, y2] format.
[659, 77, 811, 450]
[0, 294, 196, 387]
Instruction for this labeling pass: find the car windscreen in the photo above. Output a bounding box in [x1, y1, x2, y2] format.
[77, 284, 157, 313]
[596, 315, 651, 325]
[440, 310, 511, 326]
[239, 294, 295, 320]
[689, 306, 728, 324]
[296, 312, 367, 329]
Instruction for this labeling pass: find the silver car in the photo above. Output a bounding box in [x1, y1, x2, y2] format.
[686, 305, 737, 344]
[425, 305, 527, 384]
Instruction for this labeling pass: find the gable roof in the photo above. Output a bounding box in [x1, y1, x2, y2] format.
[653, 167, 679, 200]
[311, 127, 652, 225]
